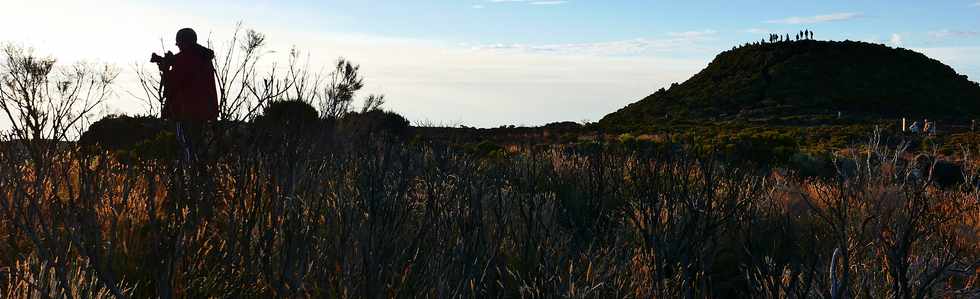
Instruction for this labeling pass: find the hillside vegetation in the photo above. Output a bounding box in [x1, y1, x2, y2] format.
[601, 40, 980, 130]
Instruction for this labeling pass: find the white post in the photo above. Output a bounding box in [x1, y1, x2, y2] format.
[902, 118, 906, 132]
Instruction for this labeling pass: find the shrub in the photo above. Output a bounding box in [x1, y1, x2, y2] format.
[618, 133, 637, 144]
[254, 99, 320, 132]
[339, 109, 411, 139]
[78, 115, 167, 151]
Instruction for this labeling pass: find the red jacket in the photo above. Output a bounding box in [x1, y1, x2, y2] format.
[163, 44, 219, 122]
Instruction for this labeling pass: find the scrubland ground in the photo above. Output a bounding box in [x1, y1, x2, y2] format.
[0, 126, 977, 298]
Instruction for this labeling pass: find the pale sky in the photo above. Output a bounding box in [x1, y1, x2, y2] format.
[1, 0, 979, 127]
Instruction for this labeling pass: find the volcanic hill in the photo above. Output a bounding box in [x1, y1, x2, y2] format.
[600, 40, 980, 130]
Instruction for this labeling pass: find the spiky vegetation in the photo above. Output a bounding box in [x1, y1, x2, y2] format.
[1, 124, 978, 297]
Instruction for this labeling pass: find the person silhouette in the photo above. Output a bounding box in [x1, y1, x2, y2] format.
[156, 28, 219, 161]
[160, 28, 218, 122]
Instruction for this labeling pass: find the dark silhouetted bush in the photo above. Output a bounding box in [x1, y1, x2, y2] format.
[339, 109, 411, 139]
[254, 100, 320, 132]
[79, 115, 168, 151]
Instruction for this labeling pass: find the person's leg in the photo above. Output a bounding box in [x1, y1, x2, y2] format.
[186, 121, 206, 162]
[176, 122, 191, 162]
[190, 121, 208, 162]
[177, 121, 208, 163]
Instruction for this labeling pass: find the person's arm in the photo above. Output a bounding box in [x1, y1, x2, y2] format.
[163, 55, 194, 118]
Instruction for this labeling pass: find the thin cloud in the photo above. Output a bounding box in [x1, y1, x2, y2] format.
[972, 1, 980, 7]
[890, 33, 903, 47]
[766, 12, 863, 24]
[485, 0, 568, 6]
[472, 4, 485, 9]
[929, 29, 979, 39]
[667, 29, 718, 39]
[470, 31, 718, 57]
[531, 1, 567, 4]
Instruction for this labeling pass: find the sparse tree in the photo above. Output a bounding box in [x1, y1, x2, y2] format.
[211, 25, 293, 121]
[360, 94, 385, 113]
[0, 44, 117, 143]
[131, 62, 165, 116]
[319, 58, 364, 119]
[285, 46, 322, 105]
[0, 43, 126, 297]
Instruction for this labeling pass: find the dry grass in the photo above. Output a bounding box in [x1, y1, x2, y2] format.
[0, 132, 977, 298]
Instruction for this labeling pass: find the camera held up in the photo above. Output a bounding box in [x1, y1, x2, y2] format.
[150, 51, 176, 69]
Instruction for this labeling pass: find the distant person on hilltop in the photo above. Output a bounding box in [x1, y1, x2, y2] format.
[909, 121, 921, 133]
[152, 28, 219, 161]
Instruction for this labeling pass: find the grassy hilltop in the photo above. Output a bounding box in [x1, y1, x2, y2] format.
[601, 40, 980, 130]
